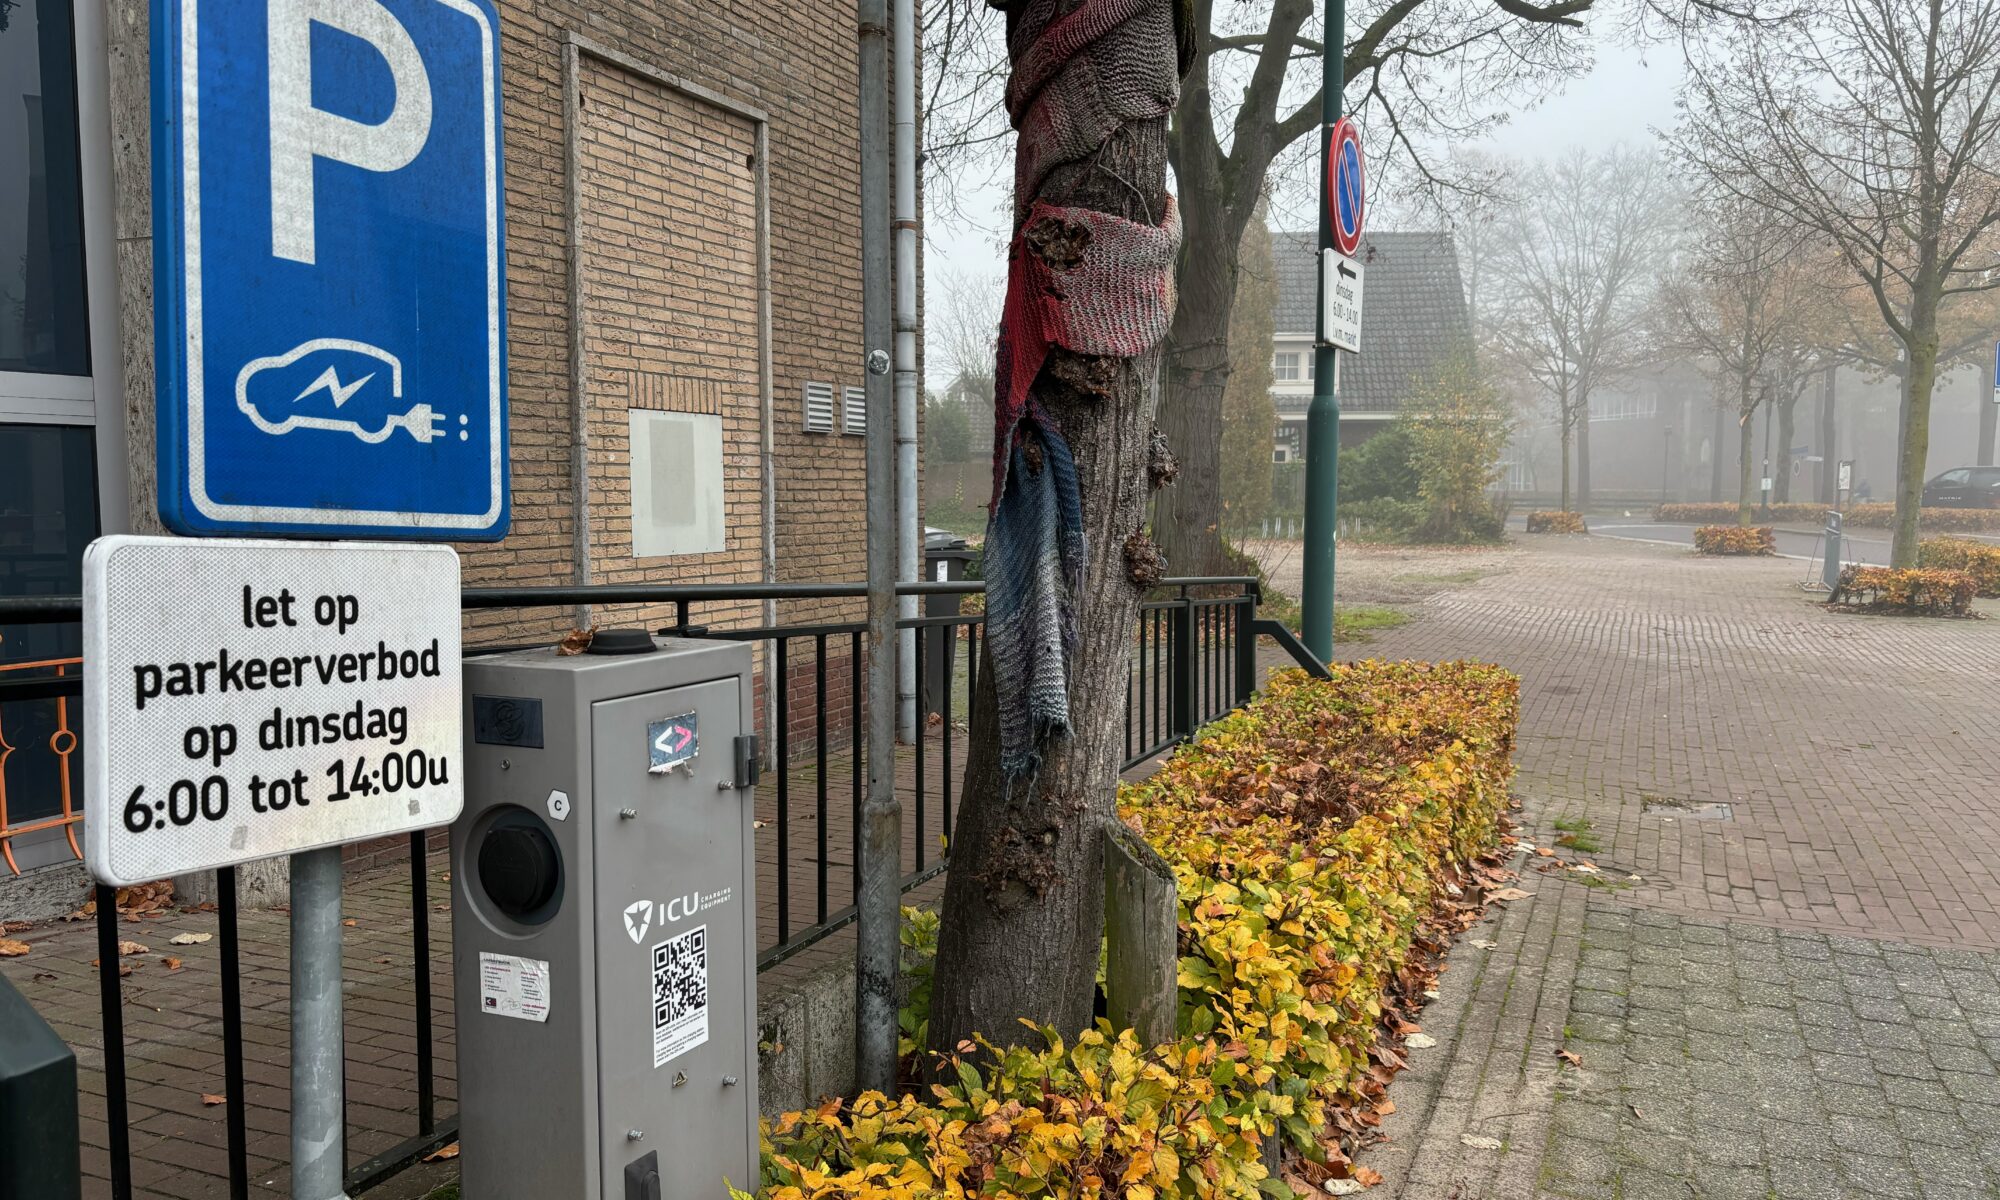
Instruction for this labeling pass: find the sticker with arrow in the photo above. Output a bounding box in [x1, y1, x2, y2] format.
[648, 713, 700, 774]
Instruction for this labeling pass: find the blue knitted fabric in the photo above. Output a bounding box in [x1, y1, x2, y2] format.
[984, 412, 1085, 780]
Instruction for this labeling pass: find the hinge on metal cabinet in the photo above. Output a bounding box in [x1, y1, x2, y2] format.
[733, 735, 759, 792]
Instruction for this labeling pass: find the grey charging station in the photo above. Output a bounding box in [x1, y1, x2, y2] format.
[452, 633, 759, 1199]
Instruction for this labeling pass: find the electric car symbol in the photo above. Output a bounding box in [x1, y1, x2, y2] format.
[235, 338, 451, 444]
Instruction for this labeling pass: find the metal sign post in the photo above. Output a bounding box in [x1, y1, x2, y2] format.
[1300, 27, 1356, 662]
[143, 0, 505, 1192]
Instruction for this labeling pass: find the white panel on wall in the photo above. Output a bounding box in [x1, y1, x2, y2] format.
[629, 409, 726, 557]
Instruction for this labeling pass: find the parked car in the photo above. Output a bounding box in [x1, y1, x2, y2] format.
[1921, 466, 2000, 508]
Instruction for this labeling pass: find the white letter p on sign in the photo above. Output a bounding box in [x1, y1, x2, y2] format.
[268, 0, 434, 265]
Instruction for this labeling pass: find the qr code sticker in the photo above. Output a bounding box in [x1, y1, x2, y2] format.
[650, 924, 710, 1067]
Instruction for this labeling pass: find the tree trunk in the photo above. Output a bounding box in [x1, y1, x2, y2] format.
[1817, 368, 1837, 506]
[1737, 413, 1756, 526]
[1980, 354, 1996, 468]
[1559, 420, 1573, 513]
[1892, 299, 1942, 568]
[1576, 405, 1592, 509]
[1709, 400, 1726, 502]
[1775, 389, 1799, 504]
[929, 0, 1178, 1059]
[1154, 193, 1245, 578]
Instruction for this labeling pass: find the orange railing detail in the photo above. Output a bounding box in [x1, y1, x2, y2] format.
[0, 657, 86, 875]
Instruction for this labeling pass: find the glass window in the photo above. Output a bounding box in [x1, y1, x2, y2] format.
[0, 0, 91, 377]
[0, 424, 98, 828]
[1273, 352, 1299, 382]
[1935, 469, 1971, 485]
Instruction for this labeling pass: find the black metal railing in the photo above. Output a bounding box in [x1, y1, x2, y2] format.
[0, 575, 1320, 1199]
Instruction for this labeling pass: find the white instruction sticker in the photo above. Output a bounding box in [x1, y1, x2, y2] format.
[651, 924, 710, 1067]
[479, 952, 551, 1023]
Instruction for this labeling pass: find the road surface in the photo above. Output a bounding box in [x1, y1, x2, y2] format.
[1586, 520, 1894, 565]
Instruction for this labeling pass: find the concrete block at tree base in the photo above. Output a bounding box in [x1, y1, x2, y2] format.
[1103, 821, 1177, 1049]
[756, 955, 857, 1118]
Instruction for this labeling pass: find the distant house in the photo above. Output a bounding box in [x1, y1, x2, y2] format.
[1269, 231, 1476, 460]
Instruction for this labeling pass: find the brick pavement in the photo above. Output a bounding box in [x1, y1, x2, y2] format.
[1287, 535, 2000, 1198]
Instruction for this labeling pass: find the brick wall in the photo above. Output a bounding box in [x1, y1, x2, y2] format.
[457, 4, 878, 650]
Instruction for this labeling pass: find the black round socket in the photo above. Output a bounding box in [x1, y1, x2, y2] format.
[478, 823, 561, 920]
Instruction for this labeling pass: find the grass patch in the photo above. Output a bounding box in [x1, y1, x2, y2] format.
[1335, 605, 1410, 643]
[1552, 816, 1602, 854]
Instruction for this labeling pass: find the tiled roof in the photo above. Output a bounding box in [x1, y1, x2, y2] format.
[1270, 230, 1474, 414]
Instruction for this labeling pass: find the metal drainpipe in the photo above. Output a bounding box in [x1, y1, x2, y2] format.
[856, 0, 902, 1096]
[892, 0, 920, 742]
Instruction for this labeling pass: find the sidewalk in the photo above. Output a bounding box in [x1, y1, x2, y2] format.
[1304, 535, 2000, 1197]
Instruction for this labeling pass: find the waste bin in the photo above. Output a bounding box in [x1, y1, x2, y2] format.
[923, 529, 977, 722]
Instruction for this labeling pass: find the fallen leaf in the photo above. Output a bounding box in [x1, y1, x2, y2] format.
[555, 628, 595, 656]
[1405, 1033, 1437, 1049]
[169, 932, 212, 946]
[423, 1142, 460, 1163]
[1469, 939, 1497, 950]
[117, 940, 149, 956]
[1352, 1166, 1384, 1187]
[1459, 1134, 1503, 1151]
[1489, 888, 1533, 902]
[1324, 1181, 1364, 1196]
[1557, 1050, 1584, 1068]
[200, 1093, 226, 1106]
[2, 919, 32, 933]
[1422, 988, 1441, 1000]
[1373, 1098, 1396, 1117]
[0, 939, 31, 957]
[161, 957, 184, 971]
[1629, 1105, 1644, 1119]
[342, 919, 358, 927]
[1535, 847, 1554, 857]
[372, 956, 393, 964]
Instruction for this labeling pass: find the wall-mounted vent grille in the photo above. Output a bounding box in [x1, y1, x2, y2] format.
[842, 386, 867, 436]
[802, 381, 835, 433]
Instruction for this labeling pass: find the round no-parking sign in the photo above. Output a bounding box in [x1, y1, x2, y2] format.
[1327, 118, 1366, 257]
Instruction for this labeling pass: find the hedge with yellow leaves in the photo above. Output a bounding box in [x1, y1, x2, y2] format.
[1524, 510, 1587, 534]
[752, 662, 1518, 1200]
[1692, 525, 1776, 556]
[1917, 537, 2000, 597]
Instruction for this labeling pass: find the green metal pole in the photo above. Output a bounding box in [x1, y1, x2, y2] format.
[1300, 0, 1344, 661]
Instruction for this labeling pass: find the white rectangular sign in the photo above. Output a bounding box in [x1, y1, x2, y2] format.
[1320, 249, 1364, 354]
[83, 537, 463, 886]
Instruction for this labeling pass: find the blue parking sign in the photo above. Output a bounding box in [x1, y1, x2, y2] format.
[153, 0, 508, 539]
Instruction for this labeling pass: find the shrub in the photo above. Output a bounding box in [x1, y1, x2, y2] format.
[1827, 566, 1978, 617]
[757, 663, 1520, 1199]
[1917, 537, 2000, 597]
[1525, 510, 1587, 534]
[1655, 502, 2000, 533]
[1692, 526, 1777, 556]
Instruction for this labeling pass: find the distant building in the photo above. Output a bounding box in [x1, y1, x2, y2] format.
[1269, 231, 1476, 460]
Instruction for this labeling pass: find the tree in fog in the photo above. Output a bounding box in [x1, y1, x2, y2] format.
[1680, 0, 2000, 565]
[1486, 147, 1674, 513]
[928, 269, 1004, 437]
[1656, 204, 1834, 522]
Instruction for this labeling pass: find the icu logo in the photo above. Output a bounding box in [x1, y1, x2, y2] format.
[622, 893, 701, 944]
[623, 900, 654, 944]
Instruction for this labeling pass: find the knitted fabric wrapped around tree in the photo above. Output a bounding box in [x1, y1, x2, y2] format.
[983, 0, 1182, 781]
